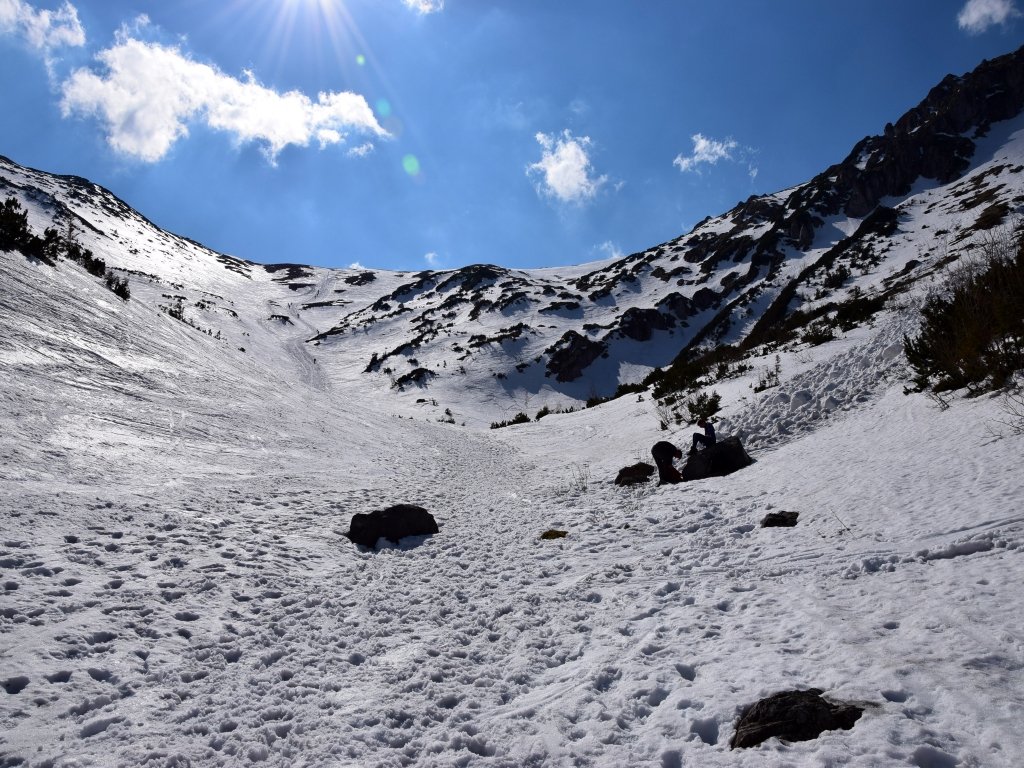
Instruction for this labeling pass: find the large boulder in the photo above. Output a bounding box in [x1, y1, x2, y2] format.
[730, 688, 864, 749]
[614, 462, 656, 486]
[681, 436, 753, 481]
[346, 504, 439, 548]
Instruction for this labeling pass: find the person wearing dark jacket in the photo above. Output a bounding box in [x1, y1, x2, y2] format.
[651, 440, 683, 485]
[690, 418, 716, 455]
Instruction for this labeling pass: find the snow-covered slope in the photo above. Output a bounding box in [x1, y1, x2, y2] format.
[4, 46, 1024, 426]
[1, 46, 1023, 768]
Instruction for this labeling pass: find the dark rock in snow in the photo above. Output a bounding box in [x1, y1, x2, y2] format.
[540, 529, 567, 540]
[614, 462, 656, 486]
[344, 271, 376, 286]
[730, 688, 864, 749]
[681, 436, 753, 482]
[611, 307, 676, 341]
[346, 505, 439, 548]
[392, 368, 436, 389]
[761, 510, 799, 527]
[544, 331, 608, 383]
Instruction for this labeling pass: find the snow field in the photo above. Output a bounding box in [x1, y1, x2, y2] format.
[6, 286, 1022, 766]
[3, 138, 1024, 765]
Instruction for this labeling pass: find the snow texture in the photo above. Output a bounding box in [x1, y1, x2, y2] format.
[2, 113, 1024, 766]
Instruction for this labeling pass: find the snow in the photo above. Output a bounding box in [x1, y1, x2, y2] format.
[3, 116, 1024, 765]
[3, 229, 1024, 768]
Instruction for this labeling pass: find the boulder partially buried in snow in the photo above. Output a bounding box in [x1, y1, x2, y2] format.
[346, 504, 439, 548]
[681, 436, 754, 482]
[730, 688, 864, 749]
[614, 462, 656, 486]
[761, 510, 799, 527]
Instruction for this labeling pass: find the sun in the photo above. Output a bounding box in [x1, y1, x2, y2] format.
[209, 0, 372, 84]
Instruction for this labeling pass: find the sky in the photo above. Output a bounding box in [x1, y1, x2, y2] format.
[1, 0, 1022, 272]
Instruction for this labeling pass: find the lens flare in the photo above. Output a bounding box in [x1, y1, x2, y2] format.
[375, 98, 392, 118]
[402, 154, 421, 176]
[356, 54, 366, 66]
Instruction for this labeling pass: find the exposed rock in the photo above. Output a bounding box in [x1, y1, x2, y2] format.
[761, 510, 799, 527]
[544, 331, 608, 383]
[392, 368, 436, 389]
[437, 264, 505, 293]
[610, 307, 676, 342]
[681, 436, 754, 481]
[264, 263, 312, 280]
[344, 271, 376, 286]
[614, 462, 656, 486]
[540, 529, 567, 540]
[691, 287, 719, 311]
[656, 292, 696, 320]
[730, 688, 864, 749]
[346, 504, 439, 548]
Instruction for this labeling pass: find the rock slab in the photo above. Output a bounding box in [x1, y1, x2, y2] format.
[346, 504, 439, 548]
[730, 688, 864, 749]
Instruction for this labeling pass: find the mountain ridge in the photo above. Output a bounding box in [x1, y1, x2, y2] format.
[2, 45, 1024, 424]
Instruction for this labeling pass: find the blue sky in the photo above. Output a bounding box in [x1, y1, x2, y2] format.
[1, 0, 1022, 271]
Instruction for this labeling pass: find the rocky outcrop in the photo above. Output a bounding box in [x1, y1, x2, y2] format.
[730, 689, 864, 749]
[346, 504, 439, 548]
[681, 436, 753, 481]
[610, 308, 676, 342]
[544, 331, 608, 383]
[392, 368, 435, 389]
[815, 45, 1024, 219]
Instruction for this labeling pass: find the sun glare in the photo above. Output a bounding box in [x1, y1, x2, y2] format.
[210, 0, 374, 86]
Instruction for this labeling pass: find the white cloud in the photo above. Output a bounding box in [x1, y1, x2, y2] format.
[527, 129, 607, 204]
[596, 241, 623, 260]
[403, 0, 443, 14]
[348, 261, 365, 270]
[424, 251, 440, 267]
[0, 0, 84, 50]
[347, 141, 375, 158]
[60, 37, 388, 163]
[673, 134, 738, 173]
[957, 0, 1020, 32]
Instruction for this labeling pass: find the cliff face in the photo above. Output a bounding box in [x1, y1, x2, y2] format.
[811, 47, 1024, 219]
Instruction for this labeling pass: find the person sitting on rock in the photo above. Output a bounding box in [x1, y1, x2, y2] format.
[651, 440, 683, 485]
[689, 418, 716, 455]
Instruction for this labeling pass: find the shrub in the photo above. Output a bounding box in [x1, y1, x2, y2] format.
[754, 355, 782, 392]
[0, 197, 31, 252]
[801, 321, 835, 346]
[904, 228, 1024, 393]
[490, 412, 530, 429]
[105, 272, 130, 300]
[822, 263, 851, 289]
[614, 381, 646, 398]
[535, 404, 578, 421]
[686, 390, 722, 422]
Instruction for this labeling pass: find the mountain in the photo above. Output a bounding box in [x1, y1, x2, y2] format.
[5, 48, 1024, 427]
[1, 46, 1023, 768]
